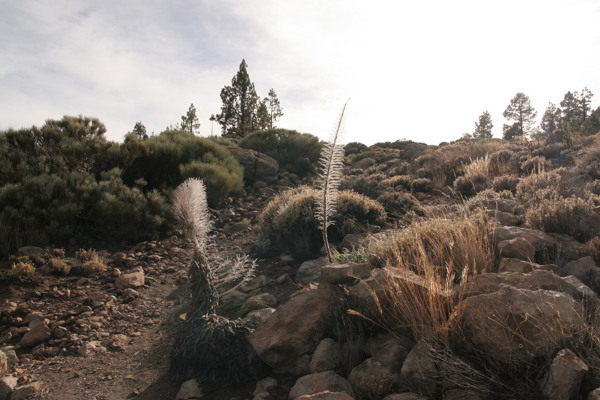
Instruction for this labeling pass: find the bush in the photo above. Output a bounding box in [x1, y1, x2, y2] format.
[123, 131, 243, 206]
[381, 175, 413, 191]
[256, 187, 386, 260]
[340, 173, 387, 199]
[488, 149, 517, 176]
[515, 169, 564, 204]
[520, 156, 549, 175]
[344, 141, 368, 156]
[376, 192, 426, 219]
[239, 129, 321, 177]
[49, 258, 70, 275]
[411, 178, 433, 193]
[492, 175, 520, 193]
[11, 261, 36, 277]
[578, 147, 600, 180]
[453, 176, 476, 197]
[525, 196, 600, 242]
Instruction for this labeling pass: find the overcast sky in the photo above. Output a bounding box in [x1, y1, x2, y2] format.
[1, 0, 600, 145]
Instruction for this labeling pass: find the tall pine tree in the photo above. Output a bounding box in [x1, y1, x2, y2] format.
[502, 92, 537, 140]
[180, 103, 201, 135]
[473, 111, 493, 139]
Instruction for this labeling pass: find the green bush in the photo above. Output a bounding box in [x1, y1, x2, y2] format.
[256, 187, 386, 260]
[381, 175, 413, 191]
[123, 131, 243, 206]
[344, 141, 368, 156]
[376, 191, 425, 219]
[525, 196, 600, 242]
[239, 129, 321, 177]
[340, 173, 387, 199]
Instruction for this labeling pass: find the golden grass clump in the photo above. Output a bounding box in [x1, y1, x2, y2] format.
[49, 257, 71, 275]
[75, 248, 107, 274]
[11, 261, 36, 277]
[462, 154, 490, 182]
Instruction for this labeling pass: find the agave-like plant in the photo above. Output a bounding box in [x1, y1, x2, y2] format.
[316, 99, 350, 263]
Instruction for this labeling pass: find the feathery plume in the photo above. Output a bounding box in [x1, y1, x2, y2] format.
[171, 178, 212, 256]
[316, 99, 350, 262]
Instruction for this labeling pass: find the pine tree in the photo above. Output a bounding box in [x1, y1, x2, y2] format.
[560, 91, 581, 129]
[265, 88, 284, 129]
[579, 87, 594, 121]
[180, 103, 201, 135]
[473, 111, 493, 139]
[132, 122, 148, 139]
[540, 103, 561, 139]
[255, 100, 270, 130]
[502, 92, 537, 139]
[217, 59, 260, 138]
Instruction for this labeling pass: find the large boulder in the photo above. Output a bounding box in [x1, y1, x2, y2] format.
[555, 256, 600, 292]
[349, 339, 412, 398]
[288, 371, 354, 399]
[228, 147, 279, 183]
[400, 341, 438, 395]
[20, 319, 51, 348]
[497, 237, 535, 261]
[113, 267, 145, 290]
[249, 283, 343, 373]
[321, 263, 373, 285]
[297, 258, 329, 285]
[453, 286, 585, 366]
[17, 246, 44, 259]
[540, 348, 588, 400]
[309, 338, 341, 373]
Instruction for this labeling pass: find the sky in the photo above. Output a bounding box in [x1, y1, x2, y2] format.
[1, 0, 600, 145]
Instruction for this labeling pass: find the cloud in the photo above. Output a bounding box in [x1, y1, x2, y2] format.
[1, 0, 599, 144]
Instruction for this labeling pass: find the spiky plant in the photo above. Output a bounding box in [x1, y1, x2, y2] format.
[170, 178, 256, 385]
[316, 100, 349, 262]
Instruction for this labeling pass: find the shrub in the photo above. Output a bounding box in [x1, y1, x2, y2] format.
[520, 156, 549, 175]
[586, 180, 600, 196]
[578, 147, 600, 180]
[52, 248, 65, 257]
[83, 260, 107, 274]
[411, 178, 433, 193]
[340, 173, 387, 199]
[492, 175, 520, 193]
[368, 212, 494, 280]
[462, 155, 490, 183]
[381, 175, 413, 191]
[344, 141, 368, 156]
[123, 132, 243, 206]
[525, 196, 600, 242]
[49, 258, 70, 275]
[256, 187, 386, 260]
[11, 261, 36, 277]
[376, 192, 425, 219]
[516, 169, 564, 203]
[239, 129, 321, 177]
[488, 149, 517, 176]
[453, 176, 476, 198]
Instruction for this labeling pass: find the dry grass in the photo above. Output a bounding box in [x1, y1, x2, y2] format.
[463, 154, 490, 182]
[49, 257, 71, 275]
[11, 261, 36, 277]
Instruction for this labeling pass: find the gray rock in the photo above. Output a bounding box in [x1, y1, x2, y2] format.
[218, 289, 249, 317]
[297, 258, 329, 285]
[176, 379, 203, 400]
[400, 341, 437, 395]
[444, 389, 481, 400]
[249, 283, 343, 373]
[321, 263, 372, 285]
[382, 394, 428, 400]
[558, 256, 600, 292]
[10, 382, 44, 400]
[498, 257, 542, 273]
[295, 392, 355, 400]
[240, 293, 278, 317]
[17, 246, 44, 259]
[289, 371, 354, 399]
[0, 376, 18, 400]
[253, 377, 278, 396]
[114, 267, 145, 290]
[247, 308, 276, 325]
[0, 351, 6, 376]
[20, 319, 51, 348]
[541, 349, 588, 400]
[498, 237, 535, 261]
[310, 338, 341, 373]
[228, 147, 279, 183]
[588, 388, 600, 400]
[487, 209, 520, 226]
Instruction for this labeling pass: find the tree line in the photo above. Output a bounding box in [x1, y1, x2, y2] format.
[466, 88, 600, 141]
[133, 59, 284, 140]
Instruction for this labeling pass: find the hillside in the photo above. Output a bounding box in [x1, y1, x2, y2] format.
[2, 127, 600, 400]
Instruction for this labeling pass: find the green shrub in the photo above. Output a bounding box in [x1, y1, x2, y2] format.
[340, 173, 387, 199]
[239, 129, 321, 177]
[257, 187, 386, 260]
[123, 131, 243, 206]
[411, 178, 433, 193]
[525, 196, 600, 242]
[376, 192, 425, 219]
[492, 175, 520, 193]
[344, 141, 368, 156]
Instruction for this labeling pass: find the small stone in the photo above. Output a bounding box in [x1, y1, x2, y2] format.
[288, 371, 354, 399]
[0, 351, 7, 376]
[20, 319, 51, 348]
[498, 237, 535, 261]
[253, 377, 278, 395]
[0, 375, 18, 400]
[310, 338, 341, 373]
[114, 267, 145, 290]
[108, 334, 129, 351]
[10, 382, 44, 400]
[112, 268, 121, 278]
[176, 379, 203, 399]
[246, 308, 276, 325]
[541, 348, 588, 400]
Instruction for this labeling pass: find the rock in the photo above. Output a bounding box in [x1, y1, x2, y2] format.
[10, 382, 44, 400]
[0, 376, 18, 400]
[444, 389, 481, 400]
[114, 267, 145, 290]
[22, 311, 44, 325]
[288, 371, 354, 399]
[176, 379, 203, 399]
[20, 319, 51, 348]
[295, 392, 355, 400]
[498, 257, 543, 273]
[247, 308, 276, 325]
[0, 351, 6, 376]
[478, 199, 520, 214]
[382, 394, 428, 400]
[589, 388, 600, 400]
[362, 332, 407, 357]
[78, 341, 107, 357]
[297, 258, 329, 285]
[498, 237, 535, 261]
[487, 209, 520, 226]
[254, 393, 274, 400]
[17, 246, 44, 259]
[112, 268, 121, 277]
[321, 263, 372, 285]
[350, 339, 411, 398]
[253, 377, 278, 396]
[249, 283, 342, 373]
[240, 293, 278, 317]
[108, 334, 129, 351]
[558, 256, 600, 292]
[541, 349, 588, 400]
[241, 275, 269, 293]
[228, 147, 279, 183]
[218, 289, 250, 317]
[123, 288, 140, 300]
[454, 286, 584, 366]
[310, 338, 341, 373]
[400, 341, 437, 395]
[2, 349, 17, 370]
[494, 226, 558, 262]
